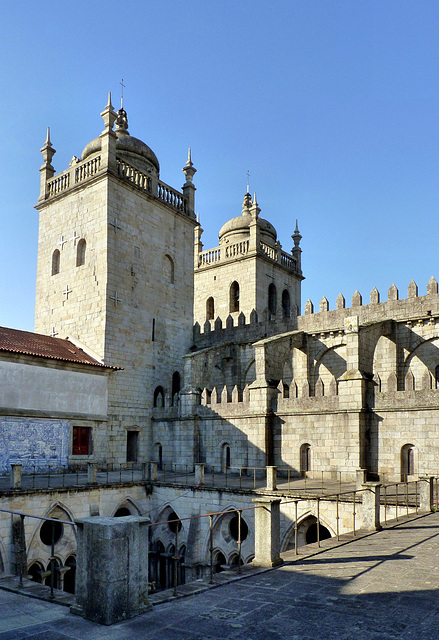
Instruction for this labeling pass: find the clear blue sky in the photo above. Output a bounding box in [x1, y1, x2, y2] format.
[1, 1, 439, 331]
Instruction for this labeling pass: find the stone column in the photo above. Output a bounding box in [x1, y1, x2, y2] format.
[87, 462, 97, 484]
[73, 516, 151, 625]
[10, 464, 22, 489]
[419, 477, 434, 512]
[195, 463, 204, 485]
[361, 482, 382, 531]
[266, 466, 277, 491]
[252, 498, 283, 567]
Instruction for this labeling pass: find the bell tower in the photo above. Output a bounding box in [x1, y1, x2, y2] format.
[35, 94, 197, 464]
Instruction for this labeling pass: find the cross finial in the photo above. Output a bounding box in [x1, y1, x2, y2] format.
[120, 78, 126, 109]
[246, 170, 250, 194]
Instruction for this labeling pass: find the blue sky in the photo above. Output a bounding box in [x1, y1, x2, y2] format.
[1, 1, 439, 331]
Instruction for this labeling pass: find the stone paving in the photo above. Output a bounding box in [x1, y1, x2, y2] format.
[1, 512, 439, 639]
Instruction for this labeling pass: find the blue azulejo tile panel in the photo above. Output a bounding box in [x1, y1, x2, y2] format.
[0, 418, 69, 472]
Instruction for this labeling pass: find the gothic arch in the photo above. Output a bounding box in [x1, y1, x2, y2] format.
[153, 386, 165, 408]
[244, 359, 256, 386]
[282, 289, 291, 318]
[268, 283, 277, 316]
[111, 497, 142, 517]
[314, 344, 346, 392]
[373, 335, 396, 391]
[404, 337, 439, 389]
[281, 512, 334, 551]
[206, 296, 215, 320]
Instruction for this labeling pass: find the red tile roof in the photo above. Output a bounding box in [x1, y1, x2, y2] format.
[0, 327, 120, 370]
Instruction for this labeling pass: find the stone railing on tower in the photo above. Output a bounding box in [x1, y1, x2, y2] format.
[117, 158, 152, 193]
[156, 180, 187, 214]
[46, 155, 103, 199]
[197, 239, 297, 272]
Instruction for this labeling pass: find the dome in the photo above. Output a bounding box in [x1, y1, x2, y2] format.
[81, 108, 160, 174]
[219, 213, 277, 243]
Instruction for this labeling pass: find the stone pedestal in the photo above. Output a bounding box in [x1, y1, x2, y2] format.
[195, 463, 204, 485]
[419, 477, 434, 512]
[73, 516, 151, 625]
[266, 466, 277, 491]
[356, 468, 367, 489]
[149, 461, 158, 481]
[87, 462, 97, 484]
[10, 464, 22, 489]
[252, 497, 283, 567]
[361, 482, 382, 531]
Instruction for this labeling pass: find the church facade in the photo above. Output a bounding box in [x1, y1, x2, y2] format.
[28, 95, 439, 483]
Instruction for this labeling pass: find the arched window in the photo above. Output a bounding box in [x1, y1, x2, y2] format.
[153, 386, 165, 408]
[63, 555, 76, 594]
[206, 297, 215, 320]
[268, 283, 277, 315]
[230, 281, 240, 312]
[300, 443, 311, 476]
[401, 444, 415, 481]
[222, 443, 231, 471]
[282, 289, 290, 318]
[435, 365, 439, 389]
[172, 372, 180, 406]
[51, 249, 60, 275]
[76, 239, 86, 266]
[154, 442, 163, 470]
[163, 255, 174, 284]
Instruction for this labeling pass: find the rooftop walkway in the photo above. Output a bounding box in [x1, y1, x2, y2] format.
[0, 511, 438, 639]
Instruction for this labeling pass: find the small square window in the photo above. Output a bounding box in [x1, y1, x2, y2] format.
[72, 426, 91, 455]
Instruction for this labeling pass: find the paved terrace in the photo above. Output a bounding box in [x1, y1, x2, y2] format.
[0, 512, 438, 639]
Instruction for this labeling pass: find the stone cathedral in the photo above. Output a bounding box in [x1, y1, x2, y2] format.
[1, 94, 439, 589]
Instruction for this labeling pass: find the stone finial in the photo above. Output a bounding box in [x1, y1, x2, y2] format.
[115, 107, 129, 132]
[242, 191, 252, 215]
[292, 220, 302, 248]
[250, 192, 260, 218]
[370, 287, 380, 305]
[290, 380, 298, 398]
[238, 312, 246, 326]
[226, 314, 234, 329]
[352, 290, 362, 307]
[304, 299, 314, 315]
[40, 126, 56, 166]
[427, 276, 438, 296]
[214, 317, 222, 331]
[100, 92, 117, 131]
[319, 296, 329, 313]
[388, 283, 399, 301]
[336, 293, 345, 309]
[422, 371, 432, 390]
[183, 147, 197, 182]
[407, 280, 418, 298]
[387, 371, 397, 392]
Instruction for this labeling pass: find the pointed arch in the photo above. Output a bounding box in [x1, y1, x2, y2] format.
[206, 296, 215, 320]
[282, 289, 290, 318]
[268, 283, 277, 315]
[163, 254, 175, 284]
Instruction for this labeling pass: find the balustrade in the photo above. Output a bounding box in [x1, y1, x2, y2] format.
[47, 172, 70, 197]
[117, 158, 152, 193]
[156, 181, 187, 213]
[75, 156, 101, 183]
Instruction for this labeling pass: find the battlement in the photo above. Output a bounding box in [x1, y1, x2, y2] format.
[297, 277, 439, 332]
[193, 308, 298, 348]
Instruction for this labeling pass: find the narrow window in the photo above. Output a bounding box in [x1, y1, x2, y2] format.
[72, 426, 91, 455]
[172, 372, 180, 406]
[126, 430, 138, 462]
[154, 443, 163, 470]
[52, 249, 60, 275]
[206, 297, 215, 320]
[76, 239, 86, 266]
[268, 283, 277, 315]
[153, 386, 165, 408]
[222, 443, 231, 471]
[152, 318, 155, 342]
[282, 289, 291, 318]
[300, 443, 311, 476]
[164, 255, 175, 284]
[401, 444, 415, 480]
[230, 281, 240, 312]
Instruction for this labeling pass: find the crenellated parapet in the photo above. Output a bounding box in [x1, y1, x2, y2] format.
[300, 277, 439, 332]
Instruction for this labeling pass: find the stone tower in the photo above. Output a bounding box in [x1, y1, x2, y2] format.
[35, 95, 197, 464]
[193, 192, 303, 327]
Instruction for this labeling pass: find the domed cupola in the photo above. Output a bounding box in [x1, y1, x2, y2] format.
[81, 107, 160, 177]
[219, 192, 277, 246]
